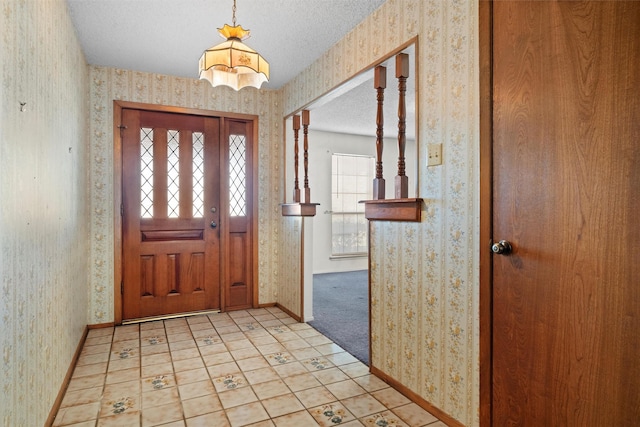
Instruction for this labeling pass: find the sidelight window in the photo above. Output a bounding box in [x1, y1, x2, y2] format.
[229, 134, 247, 217]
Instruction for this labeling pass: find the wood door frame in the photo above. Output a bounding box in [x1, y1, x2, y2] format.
[113, 100, 260, 324]
[478, 0, 493, 425]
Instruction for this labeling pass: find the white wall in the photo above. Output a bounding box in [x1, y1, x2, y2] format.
[0, 0, 90, 424]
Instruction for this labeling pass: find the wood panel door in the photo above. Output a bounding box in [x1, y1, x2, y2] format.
[489, 1, 640, 425]
[121, 109, 222, 320]
[222, 119, 254, 310]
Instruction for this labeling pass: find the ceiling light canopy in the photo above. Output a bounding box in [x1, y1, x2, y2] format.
[199, 0, 270, 90]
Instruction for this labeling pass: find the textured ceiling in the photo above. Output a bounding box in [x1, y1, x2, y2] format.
[66, 0, 414, 139]
[66, 0, 386, 88]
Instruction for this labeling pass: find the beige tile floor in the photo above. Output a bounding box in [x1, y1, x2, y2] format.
[53, 307, 446, 427]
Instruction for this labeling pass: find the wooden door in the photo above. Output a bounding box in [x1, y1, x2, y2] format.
[121, 109, 222, 319]
[490, 1, 640, 425]
[222, 119, 254, 310]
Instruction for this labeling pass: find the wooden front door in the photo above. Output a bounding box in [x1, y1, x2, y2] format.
[489, 1, 640, 425]
[120, 108, 254, 320]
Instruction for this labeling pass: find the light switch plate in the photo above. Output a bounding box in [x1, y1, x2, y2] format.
[428, 143, 443, 166]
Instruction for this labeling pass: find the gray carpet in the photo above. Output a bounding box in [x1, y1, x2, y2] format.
[308, 270, 369, 365]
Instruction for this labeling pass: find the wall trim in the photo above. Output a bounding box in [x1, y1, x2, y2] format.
[478, 0, 493, 425]
[274, 303, 302, 322]
[300, 215, 306, 320]
[370, 365, 464, 427]
[45, 325, 89, 427]
[88, 322, 115, 329]
[257, 302, 277, 308]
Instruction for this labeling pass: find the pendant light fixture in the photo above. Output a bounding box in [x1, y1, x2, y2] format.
[198, 0, 270, 90]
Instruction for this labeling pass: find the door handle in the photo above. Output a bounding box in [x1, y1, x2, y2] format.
[491, 240, 512, 255]
[210, 221, 217, 229]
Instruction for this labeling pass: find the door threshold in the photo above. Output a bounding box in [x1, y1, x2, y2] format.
[122, 309, 221, 325]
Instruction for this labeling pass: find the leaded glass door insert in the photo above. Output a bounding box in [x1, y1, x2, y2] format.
[229, 134, 247, 217]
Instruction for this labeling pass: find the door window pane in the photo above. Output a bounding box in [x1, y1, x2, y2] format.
[167, 130, 180, 218]
[229, 134, 246, 216]
[140, 127, 154, 218]
[192, 132, 204, 217]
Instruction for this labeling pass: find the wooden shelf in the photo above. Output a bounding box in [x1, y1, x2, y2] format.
[361, 198, 423, 222]
[281, 203, 320, 217]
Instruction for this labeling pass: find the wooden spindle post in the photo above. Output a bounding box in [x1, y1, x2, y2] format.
[281, 113, 319, 217]
[302, 110, 311, 203]
[293, 115, 301, 202]
[395, 53, 409, 199]
[373, 65, 386, 200]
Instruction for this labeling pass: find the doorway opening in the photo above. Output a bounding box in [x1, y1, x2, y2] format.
[307, 152, 372, 364]
[309, 270, 369, 365]
[284, 42, 418, 366]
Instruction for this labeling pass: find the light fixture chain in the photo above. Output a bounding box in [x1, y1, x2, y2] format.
[232, 0, 237, 26]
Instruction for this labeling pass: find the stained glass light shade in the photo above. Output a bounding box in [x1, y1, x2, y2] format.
[199, 24, 270, 90]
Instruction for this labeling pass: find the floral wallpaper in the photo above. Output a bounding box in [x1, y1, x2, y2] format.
[277, 217, 303, 317]
[281, 0, 480, 425]
[87, 68, 285, 323]
[0, 0, 90, 425]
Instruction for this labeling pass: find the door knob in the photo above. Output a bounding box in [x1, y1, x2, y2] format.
[210, 221, 217, 229]
[491, 240, 512, 255]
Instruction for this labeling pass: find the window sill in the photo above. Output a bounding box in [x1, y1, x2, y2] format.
[329, 253, 367, 260]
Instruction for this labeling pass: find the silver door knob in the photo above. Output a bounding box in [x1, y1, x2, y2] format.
[210, 221, 217, 229]
[491, 240, 512, 255]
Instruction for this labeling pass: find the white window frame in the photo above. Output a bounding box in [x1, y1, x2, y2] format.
[330, 153, 374, 257]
